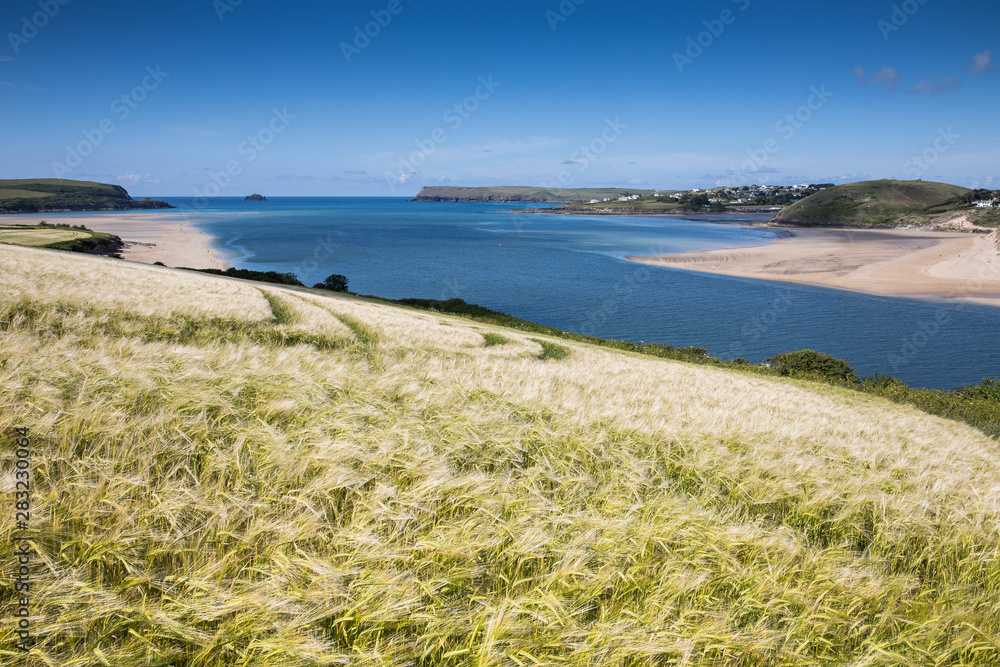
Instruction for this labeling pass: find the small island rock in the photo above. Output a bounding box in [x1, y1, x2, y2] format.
[244, 194, 268, 202]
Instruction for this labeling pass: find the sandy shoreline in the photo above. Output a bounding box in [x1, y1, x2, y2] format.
[628, 227, 1000, 307]
[0, 211, 228, 269]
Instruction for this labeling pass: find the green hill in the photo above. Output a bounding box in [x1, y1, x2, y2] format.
[413, 185, 658, 203]
[773, 179, 1000, 228]
[3, 244, 1000, 664]
[0, 178, 173, 214]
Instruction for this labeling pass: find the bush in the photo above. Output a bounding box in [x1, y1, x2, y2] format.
[957, 377, 1000, 401]
[531, 338, 570, 361]
[315, 274, 349, 292]
[482, 332, 510, 347]
[194, 268, 304, 286]
[767, 349, 858, 384]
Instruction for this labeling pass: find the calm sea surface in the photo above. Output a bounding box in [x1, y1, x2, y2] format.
[157, 196, 999, 390]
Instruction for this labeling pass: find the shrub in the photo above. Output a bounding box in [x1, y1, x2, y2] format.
[767, 349, 858, 384]
[194, 268, 304, 287]
[482, 332, 510, 347]
[531, 338, 570, 360]
[957, 377, 1000, 401]
[315, 274, 349, 292]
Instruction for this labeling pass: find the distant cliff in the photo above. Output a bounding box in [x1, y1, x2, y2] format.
[413, 186, 657, 204]
[0, 179, 174, 214]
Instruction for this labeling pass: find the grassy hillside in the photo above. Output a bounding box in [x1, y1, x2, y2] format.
[0, 223, 123, 255]
[773, 179, 1000, 228]
[413, 186, 658, 203]
[3, 246, 1000, 664]
[0, 179, 173, 213]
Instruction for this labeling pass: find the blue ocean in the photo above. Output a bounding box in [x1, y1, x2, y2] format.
[161, 196, 999, 390]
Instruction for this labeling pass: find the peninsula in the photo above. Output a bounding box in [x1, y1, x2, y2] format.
[0, 178, 174, 214]
[0, 178, 224, 269]
[413, 185, 657, 203]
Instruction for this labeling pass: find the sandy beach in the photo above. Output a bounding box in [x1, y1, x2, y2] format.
[0, 211, 228, 269]
[627, 227, 1000, 307]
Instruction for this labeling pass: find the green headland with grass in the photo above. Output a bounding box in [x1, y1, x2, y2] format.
[413, 185, 659, 203]
[0, 178, 173, 214]
[773, 179, 1000, 228]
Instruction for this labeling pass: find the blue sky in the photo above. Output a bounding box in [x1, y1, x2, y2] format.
[1, 0, 997, 196]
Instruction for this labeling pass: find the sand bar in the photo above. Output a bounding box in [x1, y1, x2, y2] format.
[627, 227, 1000, 307]
[0, 211, 228, 269]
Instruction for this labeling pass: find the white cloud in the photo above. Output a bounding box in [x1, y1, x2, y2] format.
[966, 50, 996, 75]
[909, 76, 962, 94]
[854, 66, 901, 92]
[871, 67, 901, 92]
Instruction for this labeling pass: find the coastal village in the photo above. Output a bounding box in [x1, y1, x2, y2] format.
[589, 183, 1000, 209]
[588, 183, 835, 207]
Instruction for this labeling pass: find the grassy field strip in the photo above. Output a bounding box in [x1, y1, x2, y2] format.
[440, 344, 1000, 513]
[2, 248, 1000, 663]
[295, 289, 577, 364]
[0, 189, 54, 199]
[0, 229, 91, 246]
[0, 244, 272, 322]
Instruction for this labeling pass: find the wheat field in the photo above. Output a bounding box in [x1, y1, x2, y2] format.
[2, 244, 1000, 665]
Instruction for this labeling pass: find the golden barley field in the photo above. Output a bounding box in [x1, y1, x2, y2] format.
[2, 244, 1000, 665]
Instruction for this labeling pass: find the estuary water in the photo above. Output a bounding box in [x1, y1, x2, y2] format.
[164, 196, 999, 390]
